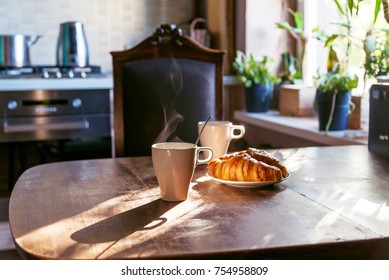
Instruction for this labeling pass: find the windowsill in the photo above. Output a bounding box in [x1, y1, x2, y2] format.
[234, 110, 368, 147]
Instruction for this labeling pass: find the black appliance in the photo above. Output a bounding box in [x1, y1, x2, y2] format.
[369, 83, 389, 156]
[0, 65, 111, 142]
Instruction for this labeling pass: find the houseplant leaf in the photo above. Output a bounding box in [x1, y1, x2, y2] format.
[233, 50, 279, 88]
[348, 0, 354, 15]
[333, 0, 345, 14]
[327, 48, 340, 72]
[374, 0, 382, 23]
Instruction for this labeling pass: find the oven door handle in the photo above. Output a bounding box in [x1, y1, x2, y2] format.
[3, 120, 90, 133]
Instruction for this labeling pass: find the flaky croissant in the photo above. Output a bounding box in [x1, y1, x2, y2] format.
[246, 148, 289, 178]
[207, 148, 288, 182]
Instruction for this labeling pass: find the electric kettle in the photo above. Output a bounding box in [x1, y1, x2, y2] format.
[56, 21, 89, 67]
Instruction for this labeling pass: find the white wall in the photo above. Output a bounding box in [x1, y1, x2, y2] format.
[245, 0, 289, 73]
[0, 0, 195, 72]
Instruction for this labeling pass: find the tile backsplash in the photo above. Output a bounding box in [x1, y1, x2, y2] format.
[0, 0, 195, 72]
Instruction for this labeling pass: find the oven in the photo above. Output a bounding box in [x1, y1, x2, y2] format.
[0, 66, 112, 143]
[0, 89, 111, 142]
[0, 65, 113, 191]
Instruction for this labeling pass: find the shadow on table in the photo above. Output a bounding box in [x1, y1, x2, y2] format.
[71, 198, 179, 244]
[192, 178, 287, 203]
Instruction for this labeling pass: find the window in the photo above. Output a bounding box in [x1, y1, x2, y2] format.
[244, 0, 387, 91]
[242, 0, 389, 130]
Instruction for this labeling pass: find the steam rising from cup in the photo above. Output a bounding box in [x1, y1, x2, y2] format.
[154, 58, 184, 144]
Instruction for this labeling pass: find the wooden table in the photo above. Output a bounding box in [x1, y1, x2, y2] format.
[9, 145, 389, 259]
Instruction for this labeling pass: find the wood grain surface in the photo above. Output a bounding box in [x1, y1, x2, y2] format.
[9, 145, 389, 259]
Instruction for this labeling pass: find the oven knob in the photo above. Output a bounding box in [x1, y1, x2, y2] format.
[7, 100, 18, 110]
[55, 70, 62, 78]
[42, 71, 50, 79]
[72, 98, 82, 108]
[68, 70, 75, 78]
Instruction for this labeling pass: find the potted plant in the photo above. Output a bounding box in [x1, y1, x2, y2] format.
[314, 68, 359, 131]
[232, 50, 279, 113]
[275, 8, 317, 116]
[313, 1, 360, 131]
[317, 0, 388, 130]
[312, 0, 389, 131]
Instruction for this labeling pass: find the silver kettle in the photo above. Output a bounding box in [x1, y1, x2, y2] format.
[56, 21, 89, 67]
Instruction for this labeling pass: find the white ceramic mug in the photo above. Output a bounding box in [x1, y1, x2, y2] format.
[151, 142, 213, 201]
[198, 121, 245, 160]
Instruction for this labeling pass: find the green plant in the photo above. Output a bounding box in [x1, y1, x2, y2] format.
[278, 52, 297, 83]
[314, 68, 358, 132]
[314, 68, 359, 92]
[364, 29, 389, 77]
[312, 1, 361, 132]
[337, 0, 385, 24]
[312, 0, 388, 132]
[232, 50, 279, 88]
[312, 0, 361, 86]
[313, 19, 354, 74]
[329, 0, 389, 93]
[276, 9, 307, 80]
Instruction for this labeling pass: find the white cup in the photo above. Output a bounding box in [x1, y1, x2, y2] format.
[198, 121, 245, 160]
[151, 142, 213, 201]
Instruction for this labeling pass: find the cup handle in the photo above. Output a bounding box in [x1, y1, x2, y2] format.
[231, 125, 245, 139]
[196, 147, 213, 164]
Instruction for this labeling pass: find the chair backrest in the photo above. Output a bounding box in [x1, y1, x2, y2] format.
[111, 24, 225, 157]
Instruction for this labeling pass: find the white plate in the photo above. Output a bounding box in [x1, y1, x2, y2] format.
[206, 172, 289, 188]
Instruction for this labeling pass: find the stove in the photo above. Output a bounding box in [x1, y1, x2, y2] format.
[0, 65, 104, 79]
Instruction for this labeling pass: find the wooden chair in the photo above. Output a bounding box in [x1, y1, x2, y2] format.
[111, 24, 225, 157]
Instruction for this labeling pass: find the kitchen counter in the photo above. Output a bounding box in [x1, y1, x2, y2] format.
[0, 73, 113, 91]
[1, 74, 238, 92]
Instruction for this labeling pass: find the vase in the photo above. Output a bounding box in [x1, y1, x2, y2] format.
[244, 82, 272, 113]
[315, 89, 351, 131]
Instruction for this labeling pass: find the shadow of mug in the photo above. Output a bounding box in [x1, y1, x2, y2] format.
[71, 199, 180, 244]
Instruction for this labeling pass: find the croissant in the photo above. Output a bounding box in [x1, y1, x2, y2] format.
[246, 148, 289, 178]
[207, 149, 286, 182]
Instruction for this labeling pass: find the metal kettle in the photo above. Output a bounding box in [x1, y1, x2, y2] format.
[56, 21, 89, 67]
